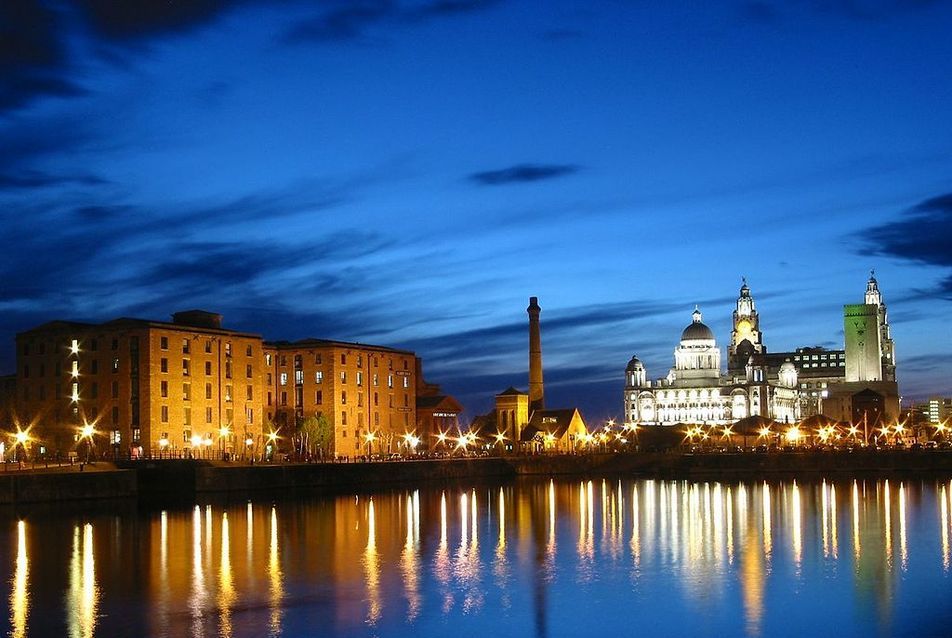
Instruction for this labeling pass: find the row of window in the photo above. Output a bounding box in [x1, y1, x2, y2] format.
[158, 405, 254, 425]
[159, 337, 254, 357]
[21, 337, 121, 356]
[794, 353, 845, 361]
[159, 358, 255, 378]
[23, 357, 123, 378]
[275, 370, 408, 388]
[268, 352, 409, 370]
[159, 381, 253, 402]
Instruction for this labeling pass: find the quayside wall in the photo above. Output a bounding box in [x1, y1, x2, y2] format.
[4, 451, 952, 505]
[0, 467, 136, 505]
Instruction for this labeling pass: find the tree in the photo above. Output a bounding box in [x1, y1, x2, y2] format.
[300, 413, 334, 460]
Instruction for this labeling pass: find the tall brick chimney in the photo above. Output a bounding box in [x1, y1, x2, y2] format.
[528, 296, 544, 412]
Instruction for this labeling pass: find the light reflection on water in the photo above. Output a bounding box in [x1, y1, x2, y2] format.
[1, 478, 952, 637]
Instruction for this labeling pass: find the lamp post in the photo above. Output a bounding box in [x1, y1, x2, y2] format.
[266, 429, 279, 462]
[80, 423, 95, 463]
[158, 437, 169, 459]
[494, 431, 506, 456]
[13, 430, 30, 464]
[219, 425, 230, 460]
[363, 431, 376, 459]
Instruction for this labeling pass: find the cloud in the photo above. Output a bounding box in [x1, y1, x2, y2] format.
[857, 190, 952, 298]
[77, 0, 244, 40]
[0, 170, 107, 190]
[284, 0, 502, 43]
[468, 163, 581, 186]
[0, 1, 86, 112]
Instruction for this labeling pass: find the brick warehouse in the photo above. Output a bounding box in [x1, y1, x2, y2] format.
[5, 310, 460, 459]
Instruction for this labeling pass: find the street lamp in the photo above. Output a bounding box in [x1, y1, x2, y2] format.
[219, 425, 230, 460]
[80, 423, 95, 463]
[158, 437, 169, 458]
[363, 431, 377, 459]
[12, 429, 30, 463]
[493, 431, 506, 455]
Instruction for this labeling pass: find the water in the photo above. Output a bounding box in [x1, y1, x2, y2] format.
[1, 478, 951, 638]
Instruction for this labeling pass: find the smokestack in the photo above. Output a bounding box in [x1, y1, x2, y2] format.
[528, 296, 544, 412]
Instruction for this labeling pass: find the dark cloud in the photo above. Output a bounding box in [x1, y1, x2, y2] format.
[857, 190, 952, 298]
[284, 0, 501, 43]
[76, 0, 244, 40]
[468, 163, 581, 186]
[0, 170, 106, 190]
[0, 1, 85, 112]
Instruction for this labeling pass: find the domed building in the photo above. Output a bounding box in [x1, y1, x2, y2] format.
[624, 284, 800, 427]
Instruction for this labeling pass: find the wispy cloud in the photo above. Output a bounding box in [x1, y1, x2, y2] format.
[468, 163, 581, 186]
[284, 0, 502, 43]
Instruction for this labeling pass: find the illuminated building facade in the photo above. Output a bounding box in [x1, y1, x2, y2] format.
[13, 310, 266, 458]
[624, 299, 799, 426]
[264, 339, 418, 457]
[625, 275, 901, 426]
[9, 311, 455, 459]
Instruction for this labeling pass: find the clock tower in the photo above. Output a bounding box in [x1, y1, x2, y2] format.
[728, 278, 765, 372]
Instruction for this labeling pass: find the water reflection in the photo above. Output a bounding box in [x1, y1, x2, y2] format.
[9, 521, 28, 638]
[66, 523, 98, 638]
[2, 479, 951, 637]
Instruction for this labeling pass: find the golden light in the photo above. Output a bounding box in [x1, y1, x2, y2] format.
[758, 427, 771, 438]
[363, 431, 377, 444]
[894, 423, 905, 435]
[936, 422, 948, 435]
[848, 425, 859, 437]
[408, 435, 420, 450]
[494, 432, 506, 444]
[219, 426, 230, 438]
[14, 430, 29, 446]
[722, 426, 734, 438]
[607, 418, 615, 428]
[80, 424, 95, 439]
[267, 430, 280, 443]
[201, 437, 212, 447]
[878, 426, 892, 438]
[543, 433, 556, 446]
[435, 431, 448, 444]
[455, 435, 469, 450]
[245, 437, 254, 446]
[190, 435, 203, 447]
[785, 426, 802, 443]
[158, 437, 169, 449]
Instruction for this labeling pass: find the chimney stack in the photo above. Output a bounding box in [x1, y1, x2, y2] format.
[528, 296, 544, 412]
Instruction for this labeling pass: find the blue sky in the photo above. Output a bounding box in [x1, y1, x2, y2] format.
[2, 0, 951, 423]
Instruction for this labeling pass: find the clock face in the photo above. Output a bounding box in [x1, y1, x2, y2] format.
[736, 319, 752, 335]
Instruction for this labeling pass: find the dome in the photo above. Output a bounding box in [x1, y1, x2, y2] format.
[681, 308, 714, 342]
[626, 356, 645, 371]
[780, 360, 796, 374]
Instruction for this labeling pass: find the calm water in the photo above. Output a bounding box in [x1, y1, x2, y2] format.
[1, 478, 951, 638]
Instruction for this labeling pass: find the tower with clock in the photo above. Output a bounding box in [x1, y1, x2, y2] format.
[728, 278, 766, 372]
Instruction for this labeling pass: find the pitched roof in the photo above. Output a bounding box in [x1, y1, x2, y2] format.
[521, 408, 581, 441]
[416, 395, 463, 412]
[496, 386, 527, 397]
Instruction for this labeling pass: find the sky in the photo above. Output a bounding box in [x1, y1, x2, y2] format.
[2, 0, 951, 424]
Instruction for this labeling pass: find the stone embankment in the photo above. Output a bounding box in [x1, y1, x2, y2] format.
[2, 451, 952, 504]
